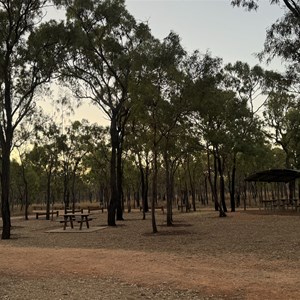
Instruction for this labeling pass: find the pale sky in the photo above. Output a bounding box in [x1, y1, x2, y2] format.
[125, 0, 285, 70]
[42, 0, 286, 126]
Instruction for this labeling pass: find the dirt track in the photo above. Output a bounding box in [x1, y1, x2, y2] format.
[1, 208, 300, 299]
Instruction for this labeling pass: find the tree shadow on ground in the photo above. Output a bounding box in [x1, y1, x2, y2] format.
[142, 230, 193, 236]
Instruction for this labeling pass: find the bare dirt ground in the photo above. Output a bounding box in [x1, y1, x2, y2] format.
[1, 207, 300, 300]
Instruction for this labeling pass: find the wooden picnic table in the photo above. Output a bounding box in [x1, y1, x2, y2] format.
[61, 213, 92, 230]
[262, 198, 299, 210]
[261, 199, 278, 210]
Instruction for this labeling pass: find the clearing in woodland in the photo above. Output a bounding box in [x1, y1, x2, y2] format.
[1, 208, 300, 300]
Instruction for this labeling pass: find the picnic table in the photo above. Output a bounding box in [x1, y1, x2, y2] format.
[61, 213, 92, 230]
[261, 198, 299, 210]
[261, 199, 278, 210]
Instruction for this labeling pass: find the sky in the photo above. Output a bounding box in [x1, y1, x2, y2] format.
[43, 0, 286, 126]
[125, 0, 284, 69]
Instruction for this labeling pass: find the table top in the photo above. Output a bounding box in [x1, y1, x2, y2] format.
[63, 213, 90, 217]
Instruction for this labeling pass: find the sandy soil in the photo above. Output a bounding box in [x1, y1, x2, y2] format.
[1, 208, 300, 299]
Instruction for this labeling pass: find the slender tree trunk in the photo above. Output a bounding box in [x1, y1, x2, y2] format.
[144, 162, 149, 212]
[217, 154, 227, 213]
[164, 152, 173, 226]
[187, 157, 196, 211]
[206, 148, 216, 207]
[1, 144, 11, 239]
[24, 176, 29, 221]
[210, 148, 226, 217]
[140, 166, 146, 220]
[108, 117, 118, 226]
[230, 153, 236, 212]
[213, 152, 219, 210]
[151, 148, 158, 233]
[19, 157, 29, 221]
[204, 176, 208, 205]
[116, 143, 124, 220]
[71, 172, 76, 213]
[138, 153, 149, 219]
[63, 163, 69, 212]
[46, 169, 52, 220]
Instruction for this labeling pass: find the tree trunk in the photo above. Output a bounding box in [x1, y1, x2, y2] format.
[63, 163, 69, 212]
[211, 148, 226, 217]
[108, 117, 118, 226]
[230, 153, 236, 212]
[217, 153, 227, 213]
[116, 142, 124, 220]
[213, 152, 219, 210]
[187, 157, 196, 211]
[46, 171, 52, 220]
[151, 148, 158, 233]
[1, 144, 11, 239]
[164, 152, 173, 226]
[20, 158, 29, 221]
[24, 176, 29, 221]
[138, 153, 149, 219]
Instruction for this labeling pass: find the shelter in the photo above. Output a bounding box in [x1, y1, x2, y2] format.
[245, 169, 300, 210]
[245, 169, 300, 183]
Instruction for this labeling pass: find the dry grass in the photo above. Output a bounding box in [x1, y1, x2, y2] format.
[1, 207, 300, 299]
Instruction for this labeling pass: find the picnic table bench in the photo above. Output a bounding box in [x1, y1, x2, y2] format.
[177, 203, 191, 212]
[139, 206, 164, 214]
[33, 210, 59, 219]
[87, 206, 104, 213]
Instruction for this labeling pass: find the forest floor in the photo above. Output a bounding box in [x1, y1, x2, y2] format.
[0, 207, 300, 300]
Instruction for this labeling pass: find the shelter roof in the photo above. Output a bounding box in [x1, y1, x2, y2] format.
[245, 169, 300, 183]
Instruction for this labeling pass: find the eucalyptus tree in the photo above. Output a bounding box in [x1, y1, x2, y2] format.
[231, 0, 300, 17]
[230, 1, 300, 79]
[59, 120, 94, 211]
[130, 31, 187, 231]
[284, 108, 300, 167]
[155, 44, 190, 225]
[186, 51, 229, 216]
[122, 154, 140, 211]
[0, 0, 68, 239]
[230, 0, 300, 133]
[160, 101, 191, 226]
[263, 90, 298, 167]
[81, 124, 110, 206]
[16, 152, 41, 219]
[9, 160, 24, 211]
[32, 120, 62, 219]
[53, 0, 152, 225]
[224, 62, 266, 115]
[125, 118, 151, 219]
[172, 132, 203, 213]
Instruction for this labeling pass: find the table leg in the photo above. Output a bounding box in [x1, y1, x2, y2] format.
[63, 217, 67, 230]
[79, 217, 83, 230]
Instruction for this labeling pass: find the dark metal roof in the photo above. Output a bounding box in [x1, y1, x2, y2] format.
[245, 169, 300, 183]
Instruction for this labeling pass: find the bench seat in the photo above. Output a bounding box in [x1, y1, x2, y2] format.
[33, 210, 59, 219]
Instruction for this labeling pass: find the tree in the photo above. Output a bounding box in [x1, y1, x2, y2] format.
[224, 62, 266, 115]
[0, 0, 66, 239]
[186, 51, 229, 216]
[54, 0, 152, 226]
[130, 31, 187, 231]
[32, 120, 61, 219]
[81, 124, 110, 207]
[263, 90, 298, 167]
[230, 1, 300, 70]
[125, 118, 151, 219]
